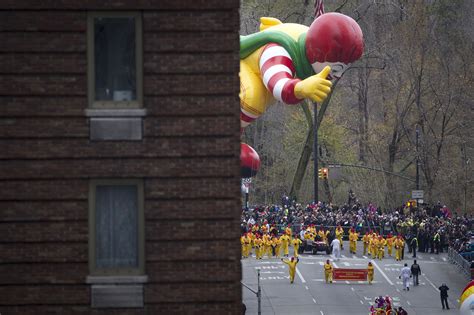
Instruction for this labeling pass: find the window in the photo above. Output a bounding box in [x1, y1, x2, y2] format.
[89, 179, 145, 275]
[88, 12, 143, 109]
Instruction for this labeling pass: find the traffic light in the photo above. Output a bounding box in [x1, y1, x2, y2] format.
[318, 168, 329, 179]
[406, 199, 417, 208]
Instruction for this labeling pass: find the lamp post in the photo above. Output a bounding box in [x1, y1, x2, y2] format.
[313, 102, 318, 203]
[415, 126, 420, 190]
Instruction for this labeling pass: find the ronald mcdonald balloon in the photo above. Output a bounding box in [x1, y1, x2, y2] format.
[460, 280, 474, 315]
[239, 12, 364, 177]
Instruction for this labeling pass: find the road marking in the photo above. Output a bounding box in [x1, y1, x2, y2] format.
[302, 262, 316, 265]
[320, 311, 324, 315]
[312, 298, 317, 303]
[421, 273, 439, 292]
[418, 260, 448, 265]
[418, 255, 423, 259]
[345, 281, 350, 284]
[442, 257, 447, 261]
[351, 287, 355, 291]
[360, 300, 364, 304]
[353, 255, 357, 259]
[372, 260, 394, 285]
[343, 262, 351, 266]
[332, 262, 339, 268]
[305, 285, 309, 290]
[318, 262, 325, 266]
[342, 255, 347, 258]
[260, 271, 285, 274]
[407, 301, 411, 306]
[296, 267, 306, 283]
[396, 289, 400, 292]
[256, 265, 285, 269]
[363, 256, 368, 259]
[258, 261, 283, 264]
[430, 257, 436, 260]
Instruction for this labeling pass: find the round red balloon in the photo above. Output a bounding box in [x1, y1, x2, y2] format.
[241, 143, 260, 178]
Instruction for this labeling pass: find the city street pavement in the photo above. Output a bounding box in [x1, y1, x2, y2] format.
[242, 241, 469, 315]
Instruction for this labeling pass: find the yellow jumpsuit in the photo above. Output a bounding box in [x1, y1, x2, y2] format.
[362, 234, 370, 255]
[282, 258, 299, 283]
[274, 237, 282, 258]
[280, 234, 290, 257]
[377, 238, 385, 260]
[336, 228, 344, 249]
[370, 238, 378, 257]
[394, 238, 403, 261]
[398, 239, 405, 261]
[324, 263, 333, 283]
[241, 236, 247, 258]
[263, 236, 272, 258]
[291, 238, 302, 257]
[349, 232, 358, 254]
[387, 237, 394, 256]
[367, 264, 374, 284]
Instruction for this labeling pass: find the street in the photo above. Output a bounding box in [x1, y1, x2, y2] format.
[242, 241, 468, 315]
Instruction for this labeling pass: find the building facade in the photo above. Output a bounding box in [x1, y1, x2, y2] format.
[0, 1, 242, 313]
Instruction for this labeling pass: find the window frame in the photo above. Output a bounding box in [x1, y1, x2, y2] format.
[88, 179, 145, 276]
[87, 12, 143, 109]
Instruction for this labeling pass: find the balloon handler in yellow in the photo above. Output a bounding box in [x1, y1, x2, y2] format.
[324, 259, 333, 283]
[281, 257, 300, 284]
[240, 12, 364, 177]
[367, 261, 374, 284]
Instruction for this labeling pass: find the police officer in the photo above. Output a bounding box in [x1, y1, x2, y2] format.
[410, 260, 421, 286]
[439, 283, 450, 309]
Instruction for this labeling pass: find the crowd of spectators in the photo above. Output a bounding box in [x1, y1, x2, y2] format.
[241, 193, 473, 260]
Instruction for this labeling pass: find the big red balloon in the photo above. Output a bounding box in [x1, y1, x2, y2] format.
[241, 143, 260, 178]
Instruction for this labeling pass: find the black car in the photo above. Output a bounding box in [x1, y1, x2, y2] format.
[300, 235, 330, 255]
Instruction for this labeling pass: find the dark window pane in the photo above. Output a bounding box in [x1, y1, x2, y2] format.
[95, 185, 138, 269]
[94, 17, 136, 101]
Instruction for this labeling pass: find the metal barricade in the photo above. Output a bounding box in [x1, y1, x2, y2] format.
[448, 247, 472, 279]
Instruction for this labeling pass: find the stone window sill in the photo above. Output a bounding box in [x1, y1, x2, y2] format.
[85, 109, 147, 141]
[86, 275, 148, 284]
[85, 109, 147, 117]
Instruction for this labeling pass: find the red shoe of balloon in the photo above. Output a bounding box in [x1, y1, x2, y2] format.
[241, 143, 261, 178]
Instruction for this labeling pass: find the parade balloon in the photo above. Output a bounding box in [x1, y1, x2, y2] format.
[239, 12, 363, 177]
[241, 143, 260, 178]
[239, 12, 363, 128]
[460, 280, 474, 315]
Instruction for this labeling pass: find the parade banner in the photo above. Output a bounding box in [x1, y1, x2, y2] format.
[333, 268, 367, 281]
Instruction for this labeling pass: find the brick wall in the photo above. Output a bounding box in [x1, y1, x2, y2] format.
[0, 1, 242, 314]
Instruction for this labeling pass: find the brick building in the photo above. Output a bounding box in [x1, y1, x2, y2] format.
[0, 1, 242, 314]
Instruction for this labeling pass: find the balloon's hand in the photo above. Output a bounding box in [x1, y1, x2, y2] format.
[294, 66, 333, 103]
